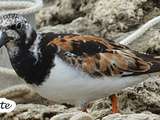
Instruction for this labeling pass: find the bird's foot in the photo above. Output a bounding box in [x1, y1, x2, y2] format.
[79, 100, 90, 113]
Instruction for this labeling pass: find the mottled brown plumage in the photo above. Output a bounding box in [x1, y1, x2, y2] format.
[47, 34, 153, 77]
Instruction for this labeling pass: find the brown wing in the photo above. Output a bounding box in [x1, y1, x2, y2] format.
[47, 34, 151, 77]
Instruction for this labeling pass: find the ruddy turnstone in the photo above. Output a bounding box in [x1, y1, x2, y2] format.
[0, 13, 160, 113]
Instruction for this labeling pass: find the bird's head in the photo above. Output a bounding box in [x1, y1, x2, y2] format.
[0, 14, 37, 49]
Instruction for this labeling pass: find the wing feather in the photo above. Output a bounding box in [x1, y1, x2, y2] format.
[47, 34, 151, 77]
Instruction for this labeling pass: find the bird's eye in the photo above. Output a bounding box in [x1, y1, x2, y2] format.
[16, 23, 22, 29]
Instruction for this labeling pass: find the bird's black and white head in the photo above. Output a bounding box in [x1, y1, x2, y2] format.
[0, 14, 57, 85]
[0, 14, 37, 53]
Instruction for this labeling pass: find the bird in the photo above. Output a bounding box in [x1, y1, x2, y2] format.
[0, 13, 160, 113]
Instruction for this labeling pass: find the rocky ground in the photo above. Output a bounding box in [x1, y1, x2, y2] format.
[1, 0, 160, 119]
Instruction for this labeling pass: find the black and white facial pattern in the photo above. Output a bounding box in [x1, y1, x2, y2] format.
[0, 14, 37, 58]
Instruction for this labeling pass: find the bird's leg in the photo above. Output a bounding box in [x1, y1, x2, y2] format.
[79, 100, 89, 112]
[111, 94, 119, 113]
[81, 106, 88, 112]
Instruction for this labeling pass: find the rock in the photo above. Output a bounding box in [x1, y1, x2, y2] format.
[118, 76, 160, 114]
[51, 112, 77, 120]
[90, 99, 111, 119]
[70, 112, 93, 120]
[91, 109, 111, 120]
[0, 104, 92, 120]
[0, 104, 66, 120]
[0, 84, 35, 102]
[0, 84, 55, 105]
[0, 67, 23, 91]
[39, 17, 101, 36]
[36, 0, 160, 39]
[45, 112, 93, 120]
[102, 112, 160, 120]
[50, 112, 93, 120]
[43, 0, 55, 5]
[129, 23, 160, 52]
[88, 0, 146, 31]
[86, 0, 160, 38]
[36, 0, 83, 28]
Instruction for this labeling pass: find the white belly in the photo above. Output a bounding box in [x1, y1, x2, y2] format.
[35, 56, 149, 106]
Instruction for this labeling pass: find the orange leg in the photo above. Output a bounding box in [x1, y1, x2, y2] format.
[111, 94, 119, 113]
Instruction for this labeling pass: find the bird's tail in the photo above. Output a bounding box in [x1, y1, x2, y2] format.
[136, 52, 160, 74]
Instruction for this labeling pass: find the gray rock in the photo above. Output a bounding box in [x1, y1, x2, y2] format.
[39, 17, 101, 36]
[0, 104, 66, 120]
[36, 0, 160, 39]
[36, 0, 83, 28]
[102, 113, 160, 120]
[69, 112, 93, 120]
[130, 27, 160, 52]
[51, 112, 77, 120]
[87, 0, 160, 39]
[51, 112, 93, 120]
[118, 76, 160, 114]
[88, 0, 145, 31]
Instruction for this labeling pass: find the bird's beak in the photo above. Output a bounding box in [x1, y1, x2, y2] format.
[0, 31, 7, 48]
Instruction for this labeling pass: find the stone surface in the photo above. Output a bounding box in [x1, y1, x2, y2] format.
[36, 0, 83, 28]
[37, 0, 160, 39]
[118, 76, 160, 114]
[51, 112, 93, 120]
[129, 23, 160, 52]
[39, 17, 101, 36]
[0, 104, 66, 120]
[102, 113, 160, 120]
[69, 112, 93, 120]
